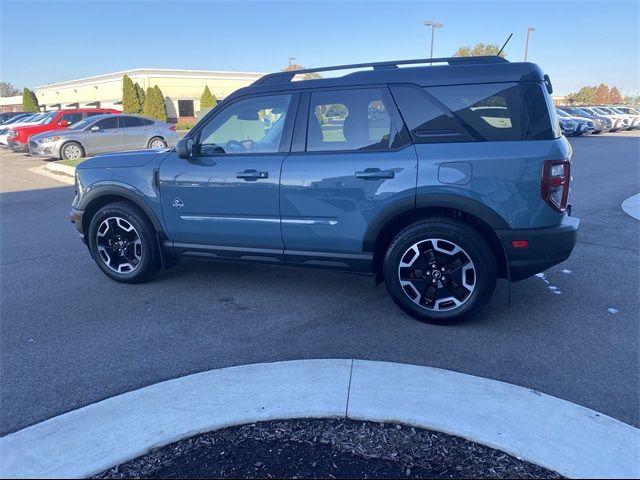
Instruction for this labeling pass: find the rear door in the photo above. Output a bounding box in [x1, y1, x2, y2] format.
[119, 116, 149, 150]
[279, 86, 417, 270]
[84, 116, 123, 154]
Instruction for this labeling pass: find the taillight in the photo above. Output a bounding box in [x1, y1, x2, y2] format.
[541, 160, 570, 213]
[169, 125, 176, 131]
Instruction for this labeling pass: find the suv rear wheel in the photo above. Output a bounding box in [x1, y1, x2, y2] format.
[384, 219, 496, 324]
[88, 201, 160, 283]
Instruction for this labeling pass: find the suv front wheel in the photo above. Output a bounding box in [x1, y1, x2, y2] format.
[88, 201, 160, 283]
[384, 219, 496, 324]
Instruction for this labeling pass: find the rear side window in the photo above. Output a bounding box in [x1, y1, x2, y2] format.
[392, 83, 556, 143]
[85, 112, 104, 118]
[140, 118, 154, 125]
[522, 83, 560, 140]
[306, 88, 399, 152]
[120, 116, 144, 128]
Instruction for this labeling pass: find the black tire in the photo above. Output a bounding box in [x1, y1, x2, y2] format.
[88, 201, 160, 283]
[148, 137, 167, 149]
[60, 141, 85, 160]
[383, 218, 496, 325]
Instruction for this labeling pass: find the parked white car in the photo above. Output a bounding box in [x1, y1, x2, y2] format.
[0, 112, 57, 146]
[610, 107, 640, 129]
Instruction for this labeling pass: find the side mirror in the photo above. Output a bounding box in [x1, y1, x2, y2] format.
[59, 120, 69, 127]
[90, 125, 100, 132]
[176, 137, 194, 159]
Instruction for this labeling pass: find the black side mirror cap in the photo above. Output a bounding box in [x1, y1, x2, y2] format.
[176, 138, 194, 159]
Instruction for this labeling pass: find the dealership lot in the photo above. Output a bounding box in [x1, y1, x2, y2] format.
[0, 133, 638, 436]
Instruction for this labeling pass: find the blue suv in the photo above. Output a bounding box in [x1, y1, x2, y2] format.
[71, 57, 579, 324]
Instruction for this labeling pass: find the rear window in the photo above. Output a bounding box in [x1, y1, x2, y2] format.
[392, 82, 558, 143]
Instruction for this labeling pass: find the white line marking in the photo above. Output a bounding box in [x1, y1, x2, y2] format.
[622, 193, 640, 220]
[0, 359, 638, 479]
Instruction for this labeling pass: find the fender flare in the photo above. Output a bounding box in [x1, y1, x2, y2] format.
[79, 185, 164, 234]
[362, 193, 510, 252]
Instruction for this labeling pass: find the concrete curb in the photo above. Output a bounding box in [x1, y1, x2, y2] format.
[44, 161, 75, 177]
[1, 359, 638, 479]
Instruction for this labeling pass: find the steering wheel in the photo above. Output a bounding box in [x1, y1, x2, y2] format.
[225, 140, 245, 153]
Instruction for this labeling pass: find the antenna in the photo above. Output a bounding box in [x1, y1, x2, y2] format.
[497, 33, 513, 57]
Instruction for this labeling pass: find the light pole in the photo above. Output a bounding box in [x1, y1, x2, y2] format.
[524, 26, 535, 61]
[288, 57, 296, 68]
[423, 20, 443, 59]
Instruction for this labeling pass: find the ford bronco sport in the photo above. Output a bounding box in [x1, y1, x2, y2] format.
[71, 56, 579, 324]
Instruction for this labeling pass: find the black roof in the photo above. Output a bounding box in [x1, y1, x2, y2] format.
[236, 56, 546, 98]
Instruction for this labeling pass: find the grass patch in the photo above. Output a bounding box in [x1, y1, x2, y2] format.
[58, 158, 87, 167]
[175, 122, 194, 130]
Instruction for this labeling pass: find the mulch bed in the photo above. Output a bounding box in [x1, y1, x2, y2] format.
[95, 418, 563, 479]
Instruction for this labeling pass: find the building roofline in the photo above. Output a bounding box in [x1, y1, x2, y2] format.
[34, 68, 265, 90]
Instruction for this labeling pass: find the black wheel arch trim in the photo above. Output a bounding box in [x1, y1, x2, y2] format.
[79, 185, 164, 234]
[363, 193, 510, 252]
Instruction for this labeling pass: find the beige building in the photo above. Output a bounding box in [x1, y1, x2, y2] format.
[34, 68, 265, 122]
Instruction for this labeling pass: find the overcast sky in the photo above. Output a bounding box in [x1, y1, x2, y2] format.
[1, 0, 638, 96]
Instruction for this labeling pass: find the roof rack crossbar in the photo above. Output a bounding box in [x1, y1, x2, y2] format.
[253, 56, 508, 85]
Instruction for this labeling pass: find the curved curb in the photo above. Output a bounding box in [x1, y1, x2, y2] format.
[1, 359, 638, 479]
[622, 193, 640, 220]
[44, 161, 75, 177]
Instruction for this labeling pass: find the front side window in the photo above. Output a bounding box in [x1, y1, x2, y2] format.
[197, 94, 292, 155]
[95, 117, 119, 130]
[60, 112, 83, 125]
[307, 88, 395, 152]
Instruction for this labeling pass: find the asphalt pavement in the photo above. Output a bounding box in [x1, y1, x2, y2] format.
[1, 133, 638, 435]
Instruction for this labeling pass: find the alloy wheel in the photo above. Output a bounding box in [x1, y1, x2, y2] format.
[64, 144, 82, 159]
[398, 238, 476, 312]
[95, 216, 143, 274]
[149, 139, 166, 149]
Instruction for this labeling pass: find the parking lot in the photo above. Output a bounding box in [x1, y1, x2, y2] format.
[1, 132, 638, 436]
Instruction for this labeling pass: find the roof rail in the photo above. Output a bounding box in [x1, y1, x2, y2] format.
[253, 56, 509, 85]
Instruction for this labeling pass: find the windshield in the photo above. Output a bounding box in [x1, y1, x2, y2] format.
[572, 108, 591, 117]
[593, 107, 611, 115]
[598, 107, 615, 114]
[68, 116, 99, 130]
[556, 109, 570, 117]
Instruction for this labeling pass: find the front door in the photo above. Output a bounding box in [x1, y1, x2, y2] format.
[84, 116, 123, 154]
[280, 87, 417, 270]
[159, 92, 298, 260]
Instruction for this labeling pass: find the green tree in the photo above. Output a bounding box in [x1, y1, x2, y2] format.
[609, 86, 622, 104]
[0, 82, 20, 97]
[122, 75, 141, 114]
[22, 88, 39, 112]
[593, 83, 610, 104]
[135, 83, 145, 114]
[142, 86, 155, 118]
[153, 85, 167, 122]
[453, 43, 505, 58]
[200, 85, 217, 109]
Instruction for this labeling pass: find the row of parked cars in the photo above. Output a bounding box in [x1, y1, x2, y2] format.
[0, 109, 178, 159]
[555, 105, 640, 136]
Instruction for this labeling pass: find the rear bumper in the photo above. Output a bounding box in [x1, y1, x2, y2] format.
[496, 214, 580, 281]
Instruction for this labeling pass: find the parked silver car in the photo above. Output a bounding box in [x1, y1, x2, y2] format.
[28, 114, 179, 159]
[557, 106, 610, 133]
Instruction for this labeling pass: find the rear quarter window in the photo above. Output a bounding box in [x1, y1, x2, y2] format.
[392, 82, 556, 143]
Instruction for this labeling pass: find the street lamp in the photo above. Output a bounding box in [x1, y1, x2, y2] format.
[423, 20, 443, 59]
[524, 26, 535, 61]
[288, 57, 296, 68]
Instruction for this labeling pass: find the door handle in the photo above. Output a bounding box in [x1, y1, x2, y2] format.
[355, 168, 395, 180]
[236, 170, 268, 180]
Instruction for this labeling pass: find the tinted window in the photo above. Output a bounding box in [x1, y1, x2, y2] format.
[428, 83, 529, 141]
[140, 118, 154, 125]
[95, 117, 119, 130]
[178, 100, 194, 117]
[307, 88, 397, 152]
[120, 116, 144, 128]
[85, 111, 105, 118]
[523, 84, 559, 140]
[60, 112, 83, 125]
[197, 94, 291, 155]
[390, 85, 475, 143]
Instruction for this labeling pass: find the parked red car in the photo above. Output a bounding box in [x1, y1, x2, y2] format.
[7, 108, 120, 151]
